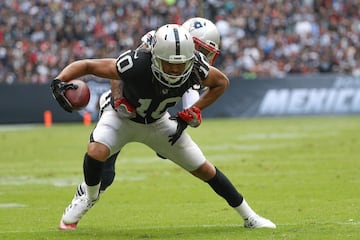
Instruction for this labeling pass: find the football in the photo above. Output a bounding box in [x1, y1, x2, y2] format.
[64, 79, 90, 111]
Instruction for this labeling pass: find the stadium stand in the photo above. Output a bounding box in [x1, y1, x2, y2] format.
[0, 0, 360, 84]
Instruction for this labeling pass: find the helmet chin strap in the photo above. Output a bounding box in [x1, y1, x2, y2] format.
[152, 66, 193, 88]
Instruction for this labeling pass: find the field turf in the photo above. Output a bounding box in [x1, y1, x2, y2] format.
[0, 116, 359, 240]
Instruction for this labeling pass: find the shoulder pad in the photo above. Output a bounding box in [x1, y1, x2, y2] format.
[193, 51, 210, 80]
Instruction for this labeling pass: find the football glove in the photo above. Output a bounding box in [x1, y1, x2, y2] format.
[177, 106, 202, 128]
[168, 115, 188, 145]
[168, 106, 202, 145]
[111, 96, 136, 118]
[50, 79, 77, 113]
[156, 152, 167, 159]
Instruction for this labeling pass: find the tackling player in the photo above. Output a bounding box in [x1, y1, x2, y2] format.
[52, 22, 276, 231]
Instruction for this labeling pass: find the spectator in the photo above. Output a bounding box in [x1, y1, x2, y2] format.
[1, 0, 360, 84]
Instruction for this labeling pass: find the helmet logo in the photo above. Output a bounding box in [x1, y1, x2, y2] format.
[188, 21, 205, 33]
[193, 21, 204, 29]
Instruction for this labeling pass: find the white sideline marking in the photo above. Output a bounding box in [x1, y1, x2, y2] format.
[0, 175, 146, 186]
[119, 156, 162, 164]
[238, 131, 338, 140]
[0, 176, 82, 186]
[239, 132, 306, 140]
[0, 203, 27, 208]
[0, 124, 39, 132]
[201, 143, 292, 152]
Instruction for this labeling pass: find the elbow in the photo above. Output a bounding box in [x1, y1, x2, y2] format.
[224, 76, 230, 89]
[220, 75, 230, 92]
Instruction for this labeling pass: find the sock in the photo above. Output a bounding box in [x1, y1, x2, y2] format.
[83, 153, 104, 186]
[86, 183, 101, 201]
[234, 199, 257, 220]
[83, 153, 104, 200]
[206, 167, 243, 207]
[99, 152, 118, 191]
[80, 181, 104, 196]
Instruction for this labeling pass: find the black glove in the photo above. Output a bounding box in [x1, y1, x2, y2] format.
[50, 79, 78, 113]
[156, 152, 167, 159]
[168, 115, 188, 145]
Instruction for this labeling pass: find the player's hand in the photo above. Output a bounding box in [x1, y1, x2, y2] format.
[168, 116, 188, 145]
[168, 107, 202, 145]
[111, 96, 136, 118]
[50, 79, 78, 113]
[177, 106, 202, 128]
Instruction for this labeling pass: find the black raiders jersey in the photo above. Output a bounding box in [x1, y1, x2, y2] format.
[115, 48, 210, 124]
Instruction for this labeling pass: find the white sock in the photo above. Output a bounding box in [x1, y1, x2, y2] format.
[85, 182, 101, 201]
[234, 199, 257, 219]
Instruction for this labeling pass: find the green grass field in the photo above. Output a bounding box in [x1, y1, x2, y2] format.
[0, 116, 359, 240]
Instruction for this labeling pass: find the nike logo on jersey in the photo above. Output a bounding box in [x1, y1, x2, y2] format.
[134, 49, 140, 59]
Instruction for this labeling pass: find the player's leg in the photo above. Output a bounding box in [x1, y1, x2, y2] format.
[59, 142, 110, 230]
[71, 151, 119, 201]
[145, 116, 275, 229]
[191, 161, 276, 228]
[154, 89, 201, 160]
[100, 152, 118, 191]
[59, 108, 125, 230]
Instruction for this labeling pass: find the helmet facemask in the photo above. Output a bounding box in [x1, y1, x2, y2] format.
[193, 37, 220, 65]
[152, 56, 194, 88]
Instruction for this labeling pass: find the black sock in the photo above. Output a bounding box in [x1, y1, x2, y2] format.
[83, 153, 105, 186]
[100, 152, 118, 191]
[206, 167, 243, 207]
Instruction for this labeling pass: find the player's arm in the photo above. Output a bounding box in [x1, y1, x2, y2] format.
[51, 58, 120, 112]
[168, 67, 229, 144]
[192, 66, 229, 110]
[110, 80, 123, 100]
[55, 58, 120, 82]
[109, 79, 135, 118]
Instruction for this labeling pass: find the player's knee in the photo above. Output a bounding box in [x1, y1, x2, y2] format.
[87, 142, 110, 161]
[190, 160, 216, 181]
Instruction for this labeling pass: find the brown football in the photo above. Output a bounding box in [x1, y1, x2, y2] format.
[64, 79, 90, 111]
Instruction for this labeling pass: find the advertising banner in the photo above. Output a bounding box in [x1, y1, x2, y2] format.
[1, 75, 360, 124]
[202, 75, 360, 118]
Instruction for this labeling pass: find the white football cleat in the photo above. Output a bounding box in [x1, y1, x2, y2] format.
[58, 183, 99, 230]
[244, 214, 276, 229]
[75, 182, 86, 198]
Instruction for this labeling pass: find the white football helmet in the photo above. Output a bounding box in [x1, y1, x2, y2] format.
[182, 17, 220, 65]
[151, 24, 195, 88]
[138, 30, 156, 49]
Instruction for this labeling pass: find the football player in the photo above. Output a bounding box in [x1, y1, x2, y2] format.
[52, 23, 276, 230]
[74, 17, 223, 204]
[112, 17, 221, 114]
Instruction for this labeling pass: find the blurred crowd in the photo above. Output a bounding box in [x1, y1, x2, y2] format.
[1, 0, 360, 84]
